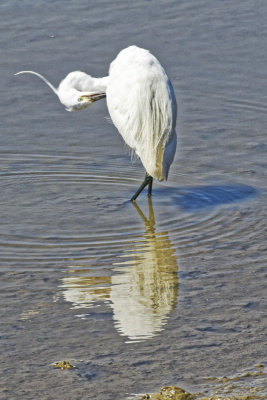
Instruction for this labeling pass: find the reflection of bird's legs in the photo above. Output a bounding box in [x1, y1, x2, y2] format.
[132, 196, 156, 235]
[132, 200, 148, 224]
[147, 197, 155, 226]
[131, 173, 153, 202]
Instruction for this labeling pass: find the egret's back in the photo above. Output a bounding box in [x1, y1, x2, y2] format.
[106, 46, 177, 181]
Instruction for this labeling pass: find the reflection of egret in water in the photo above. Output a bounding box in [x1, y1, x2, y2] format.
[61, 198, 178, 341]
[111, 199, 178, 341]
[61, 274, 111, 309]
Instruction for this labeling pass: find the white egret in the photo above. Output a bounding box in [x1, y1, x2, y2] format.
[16, 46, 177, 201]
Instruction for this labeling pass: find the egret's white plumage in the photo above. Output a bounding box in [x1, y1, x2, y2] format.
[16, 45, 177, 200]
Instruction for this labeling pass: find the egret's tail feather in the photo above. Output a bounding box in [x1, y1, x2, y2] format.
[15, 71, 58, 96]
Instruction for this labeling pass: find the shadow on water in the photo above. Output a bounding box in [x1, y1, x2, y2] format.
[60, 198, 179, 342]
[156, 184, 258, 211]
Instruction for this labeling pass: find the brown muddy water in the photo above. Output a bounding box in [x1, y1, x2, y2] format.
[0, 1, 266, 399]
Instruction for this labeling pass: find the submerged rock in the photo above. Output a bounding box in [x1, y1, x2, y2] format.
[53, 360, 75, 370]
[141, 386, 195, 400]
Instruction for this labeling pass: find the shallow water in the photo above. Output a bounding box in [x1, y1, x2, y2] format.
[1, 0, 266, 399]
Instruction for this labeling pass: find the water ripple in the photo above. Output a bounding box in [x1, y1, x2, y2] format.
[0, 155, 262, 270]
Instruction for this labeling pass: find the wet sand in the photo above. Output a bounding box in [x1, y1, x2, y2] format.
[1, 0, 266, 399]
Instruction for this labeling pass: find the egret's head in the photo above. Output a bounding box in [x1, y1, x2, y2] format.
[60, 91, 106, 112]
[57, 71, 107, 111]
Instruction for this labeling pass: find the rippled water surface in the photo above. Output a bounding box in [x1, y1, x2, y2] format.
[1, 0, 266, 399]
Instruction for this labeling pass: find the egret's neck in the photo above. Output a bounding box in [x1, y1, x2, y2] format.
[58, 72, 109, 93]
[83, 76, 110, 92]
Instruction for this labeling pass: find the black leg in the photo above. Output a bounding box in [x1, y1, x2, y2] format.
[148, 176, 153, 197]
[131, 173, 153, 202]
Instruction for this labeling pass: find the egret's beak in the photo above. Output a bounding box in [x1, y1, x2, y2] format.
[79, 93, 106, 103]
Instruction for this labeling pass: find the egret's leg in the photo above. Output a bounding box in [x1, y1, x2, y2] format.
[148, 177, 153, 197]
[131, 173, 153, 202]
